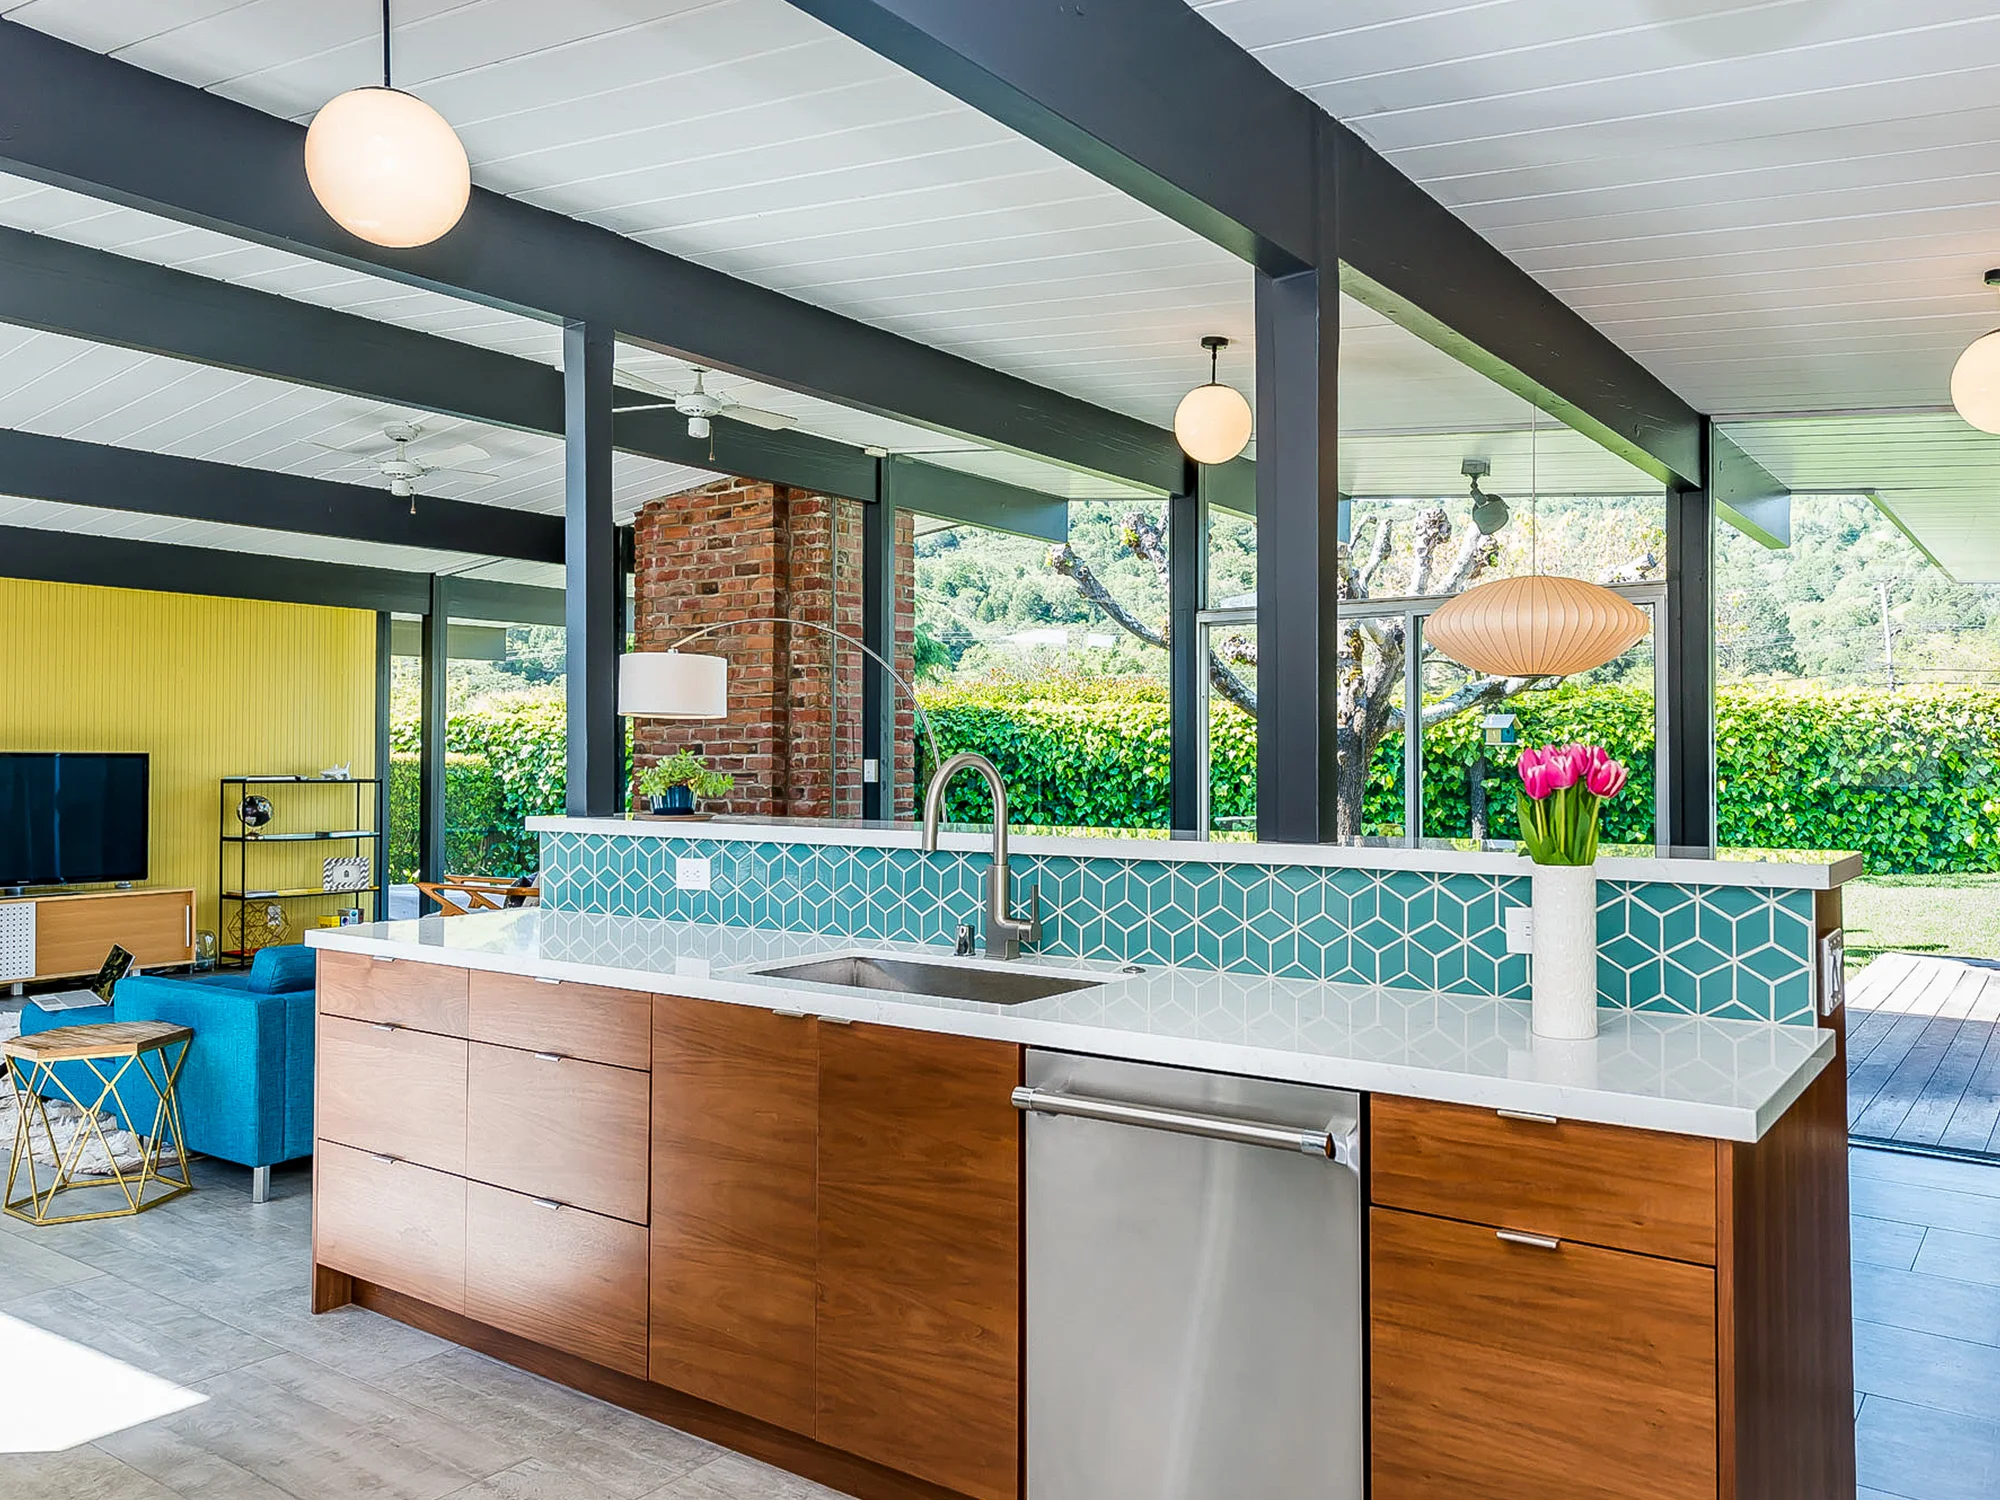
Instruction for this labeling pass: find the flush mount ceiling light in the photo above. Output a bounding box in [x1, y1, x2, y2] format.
[305, 1, 470, 249]
[1174, 336, 1253, 466]
[1952, 269, 2000, 433]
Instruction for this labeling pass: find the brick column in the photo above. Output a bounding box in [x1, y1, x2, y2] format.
[630, 479, 915, 819]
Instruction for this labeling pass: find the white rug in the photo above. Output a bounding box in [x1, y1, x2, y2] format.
[0, 1068, 176, 1177]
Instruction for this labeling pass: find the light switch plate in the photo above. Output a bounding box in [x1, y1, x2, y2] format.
[676, 856, 712, 892]
[1505, 904, 1535, 954]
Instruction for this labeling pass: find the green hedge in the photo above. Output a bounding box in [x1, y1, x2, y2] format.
[387, 753, 532, 881]
[387, 693, 569, 880]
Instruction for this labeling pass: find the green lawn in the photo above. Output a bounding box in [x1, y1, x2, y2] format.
[1843, 874, 2000, 965]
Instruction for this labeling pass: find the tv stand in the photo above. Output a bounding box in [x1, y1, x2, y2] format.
[0, 888, 195, 985]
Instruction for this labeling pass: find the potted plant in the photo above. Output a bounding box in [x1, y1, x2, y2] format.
[636, 751, 735, 817]
[1515, 743, 1630, 1040]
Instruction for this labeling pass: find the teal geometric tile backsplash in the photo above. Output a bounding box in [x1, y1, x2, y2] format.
[539, 831, 1817, 1024]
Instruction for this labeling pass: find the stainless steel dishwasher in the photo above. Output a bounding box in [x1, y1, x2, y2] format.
[1016, 1050, 1364, 1500]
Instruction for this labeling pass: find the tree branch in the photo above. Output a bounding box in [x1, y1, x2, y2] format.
[1048, 543, 1165, 648]
[1357, 515, 1395, 595]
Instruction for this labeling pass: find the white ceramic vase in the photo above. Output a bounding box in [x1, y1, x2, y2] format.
[1531, 862, 1600, 1040]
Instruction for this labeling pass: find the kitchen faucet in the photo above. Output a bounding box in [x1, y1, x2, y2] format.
[921, 752, 1041, 960]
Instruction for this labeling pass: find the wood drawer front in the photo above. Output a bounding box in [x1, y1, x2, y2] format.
[35, 890, 193, 977]
[314, 1141, 466, 1314]
[466, 1041, 649, 1224]
[468, 971, 650, 1072]
[1371, 1207, 1717, 1500]
[317, 1015, 468, 1175]
[650, 994, 819, 1435]
[465, 1181, 649, 1379]
[1371, 1095, 1718, 1264]
[319, 951, 469, 1036]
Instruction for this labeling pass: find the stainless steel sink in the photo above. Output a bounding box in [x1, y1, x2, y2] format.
[750, 954, 1101, 1005]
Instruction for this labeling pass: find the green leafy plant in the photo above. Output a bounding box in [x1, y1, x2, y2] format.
[636, 750, 734, 801]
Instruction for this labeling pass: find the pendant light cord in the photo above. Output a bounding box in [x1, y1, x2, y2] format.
[381, 0, 393, 89]
[1529, 405, 1540, 577]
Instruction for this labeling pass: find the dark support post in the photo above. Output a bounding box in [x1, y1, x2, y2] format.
[565, 319, 619, 818]
[1666, 433, 1716, 853]
[1255, 122, 1341, 844]
[615, 522, 635, 809]
[374, 611, 392, 913]
[861, 482, 898, 821]
[418, 576, 449, 909]
[1168, 472, 1204, 833]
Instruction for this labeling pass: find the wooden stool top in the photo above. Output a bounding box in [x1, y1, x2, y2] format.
[3, 1021, 193, 1062]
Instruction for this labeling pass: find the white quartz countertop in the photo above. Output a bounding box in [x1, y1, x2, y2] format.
[528, 815, 1861, 891]
[307, 910, 1832, 1142]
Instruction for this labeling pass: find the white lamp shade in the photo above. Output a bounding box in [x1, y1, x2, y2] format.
[1953, 329, 2000, 433]
[1423, 575, 1650, 679]
[1174, 381, 1254, 465]
[619, 652, 728, 718]
[305, 87, 471, 249]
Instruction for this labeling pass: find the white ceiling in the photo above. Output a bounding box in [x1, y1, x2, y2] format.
[1197, 0, 2000, 577]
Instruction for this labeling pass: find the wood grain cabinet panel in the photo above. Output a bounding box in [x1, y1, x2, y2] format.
[316, 1015, 468, 1174]
[466, 1041, 649, 1224]
[649, 994, 819, 1435]
[465, 1181, 649, 1379]
[319, 951, 469, 1036]
[814, 1023, 1022, 1500]
[1370, 1207, 1717, 1500]
[314, 1141, 466, 1314]
[468, 971, 651, 1071]
[1371, 1095, 1718, 1264]
[28, 889, 194, 979]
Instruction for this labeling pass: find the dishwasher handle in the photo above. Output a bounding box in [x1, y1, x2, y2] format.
[1012, 1084, 1356, 1166]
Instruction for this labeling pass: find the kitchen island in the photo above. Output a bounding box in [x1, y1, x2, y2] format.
[306, 835, 1855, 1500]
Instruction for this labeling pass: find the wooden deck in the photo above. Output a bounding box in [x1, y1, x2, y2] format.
[1849, 952, 2000, 1157]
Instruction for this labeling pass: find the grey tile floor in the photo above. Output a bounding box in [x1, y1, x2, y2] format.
[2, 1144, 1991, 1497]
[0, 1156, 850, 1500]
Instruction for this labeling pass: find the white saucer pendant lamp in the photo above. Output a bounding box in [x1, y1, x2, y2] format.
[1174, 335, 1253, 466]
[1953, 271, 2000, 433]
[1424, 574, 1650, 679]
[305, 2, 470, 249]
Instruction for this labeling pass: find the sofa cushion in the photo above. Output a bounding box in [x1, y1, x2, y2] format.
[247, 944, 316, 994]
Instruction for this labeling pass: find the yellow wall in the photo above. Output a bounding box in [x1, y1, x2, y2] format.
[0, 579, 376, 940]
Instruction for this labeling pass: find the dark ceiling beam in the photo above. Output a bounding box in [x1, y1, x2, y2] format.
[0, 428, 563, 563]
[0, 19, 1183, 495]
[0, 225, 1081, 523]
[785, 0, 1704, 491]
[882, 454, 1068, 542]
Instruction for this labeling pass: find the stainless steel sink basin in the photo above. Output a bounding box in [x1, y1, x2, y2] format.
[750, 954, 1101, 1005]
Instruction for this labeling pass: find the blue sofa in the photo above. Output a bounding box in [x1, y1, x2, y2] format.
[20, 944, 316, 1201]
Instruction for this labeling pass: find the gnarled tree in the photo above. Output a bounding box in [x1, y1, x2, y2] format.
[1051, 504, 1552, 839]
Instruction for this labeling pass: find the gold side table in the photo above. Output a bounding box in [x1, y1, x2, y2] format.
[3, 1021, 193, 1224]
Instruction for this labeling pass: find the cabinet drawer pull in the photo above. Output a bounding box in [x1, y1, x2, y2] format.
[1496, 1108, 1559, 1125]
[533, 976, 561, 986]
[770, 1008, 807, 1019]
[530, 1196, 564, 1211]
[370, 1152, 397, 1166]
[820, 1015, 854, 1026]
[371, 1022, 400, 1033]
[531, 1051, 565, 1063]
[1496, 1229, 1562, 1251]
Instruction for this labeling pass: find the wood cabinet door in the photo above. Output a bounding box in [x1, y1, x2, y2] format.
[314, 1140, 466, 1313]
[317, 1015, 468, 1175]
[1371, 1207, 1718, 1500]
[814, 1023, 1022, 1500]
[467, 971, 651, 1070]
[649, 994, 819, 1434]
[319, 951, 469, 1036]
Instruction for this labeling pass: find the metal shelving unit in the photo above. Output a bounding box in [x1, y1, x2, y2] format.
[219, 776, 383, 966]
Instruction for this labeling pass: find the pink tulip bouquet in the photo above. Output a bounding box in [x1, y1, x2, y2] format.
[1515, 743, 1630, 866]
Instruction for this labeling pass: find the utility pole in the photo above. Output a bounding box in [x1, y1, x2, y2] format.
[1877, 579, 1897, 692]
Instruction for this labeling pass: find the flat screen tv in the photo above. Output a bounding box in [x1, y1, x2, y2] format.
[0, 753, 150, 888]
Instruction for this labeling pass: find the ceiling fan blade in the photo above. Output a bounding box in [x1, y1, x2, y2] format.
[726, 405, 798, 431]
[408, 442, 491, 470]
[307, 438, 381, 457]
[613, 398, 679, 413]
[420, 466, 503, 483]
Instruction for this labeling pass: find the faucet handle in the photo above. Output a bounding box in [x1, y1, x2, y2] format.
[954, 922, 977, 957]
[1022, 883, 1042, 944]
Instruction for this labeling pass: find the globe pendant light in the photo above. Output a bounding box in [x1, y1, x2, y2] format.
[1951, 270, 2000, 433]
[1424, 413, 1650, 679]
[305, 1, 470, 249]
[1174, 335, 1253, 465]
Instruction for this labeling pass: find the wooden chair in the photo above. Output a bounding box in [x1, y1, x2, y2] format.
[414, 875, 540, 917]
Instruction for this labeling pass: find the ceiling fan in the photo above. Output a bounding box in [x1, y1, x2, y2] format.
[615, 368, 798, 440]
[312, 423, 498, 512]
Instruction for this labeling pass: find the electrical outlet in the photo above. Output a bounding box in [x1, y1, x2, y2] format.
[676, 856, 712, 892]
[1505, 904, 1535, 954]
